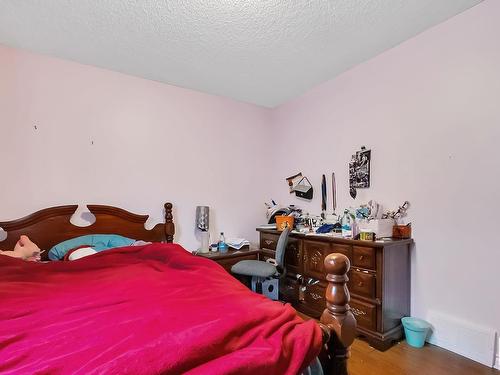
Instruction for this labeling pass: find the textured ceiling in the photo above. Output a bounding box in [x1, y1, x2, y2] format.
[0, 0, 483, 107]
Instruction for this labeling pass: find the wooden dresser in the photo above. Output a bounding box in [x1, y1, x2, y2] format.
[258, 228, 413, 351]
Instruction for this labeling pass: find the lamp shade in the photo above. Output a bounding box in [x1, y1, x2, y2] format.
[195, 206, 209, 232]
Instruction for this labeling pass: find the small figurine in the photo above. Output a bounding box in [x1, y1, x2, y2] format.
[383, 201, 410, 221]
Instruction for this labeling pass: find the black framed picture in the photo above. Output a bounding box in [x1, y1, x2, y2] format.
[349, 148, 371, 189]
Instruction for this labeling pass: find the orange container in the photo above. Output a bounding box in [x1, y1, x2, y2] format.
[275, 215, 294, 231]
[392, 225, 412, 239]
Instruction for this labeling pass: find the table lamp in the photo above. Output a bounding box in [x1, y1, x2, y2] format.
[196, 206, 210, 253]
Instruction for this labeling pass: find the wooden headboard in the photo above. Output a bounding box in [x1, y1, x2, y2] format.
[0, 202, 175, 261]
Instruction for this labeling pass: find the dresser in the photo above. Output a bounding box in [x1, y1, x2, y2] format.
[258, 228, 413, 351]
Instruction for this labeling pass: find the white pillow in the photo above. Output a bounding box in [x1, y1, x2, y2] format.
[131, 240, 152, 246]
[68, 247, 97, 261]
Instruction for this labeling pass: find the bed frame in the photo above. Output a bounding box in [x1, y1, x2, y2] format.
[0, 203, 175, 260]
[0, 202, 355, 375]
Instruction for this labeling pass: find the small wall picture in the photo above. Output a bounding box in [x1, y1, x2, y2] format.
[349, 147, 371, 189]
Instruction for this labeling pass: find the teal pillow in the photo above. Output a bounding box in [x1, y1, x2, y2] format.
[48, 234, 135, 260]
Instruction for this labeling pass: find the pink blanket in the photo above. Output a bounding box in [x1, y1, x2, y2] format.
[0, 243, 322, 374]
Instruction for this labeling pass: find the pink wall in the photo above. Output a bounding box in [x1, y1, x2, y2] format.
[269, 0, 499, 366]
[1, 0, 499, 366]
[0, 45, 272, 250]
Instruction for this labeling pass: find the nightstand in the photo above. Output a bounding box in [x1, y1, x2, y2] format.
[196, 247, 260, 273]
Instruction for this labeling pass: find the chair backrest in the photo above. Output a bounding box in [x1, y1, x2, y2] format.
[275, 227, 291, 269]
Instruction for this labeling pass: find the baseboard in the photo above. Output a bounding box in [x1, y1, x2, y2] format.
[426, 310, 497, 368]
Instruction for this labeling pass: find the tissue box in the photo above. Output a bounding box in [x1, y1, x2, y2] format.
[357, 219, 395, 239]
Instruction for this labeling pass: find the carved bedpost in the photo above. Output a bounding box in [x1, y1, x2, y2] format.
[319, 253, 357, 375]
[164, 202, 175, 243]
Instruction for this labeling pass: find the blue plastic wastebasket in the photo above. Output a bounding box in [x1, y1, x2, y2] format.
[401, 317, 431, 348]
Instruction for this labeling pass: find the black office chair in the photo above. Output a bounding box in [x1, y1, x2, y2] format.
[231, 227, 290, 299]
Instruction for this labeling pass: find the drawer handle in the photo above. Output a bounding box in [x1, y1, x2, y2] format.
[357, 281, 364, 287]
[359, 255, 364, 260]
[352, 307, 366, 316]
[264, 240, 274, 246]
[310, 293, 322, 300]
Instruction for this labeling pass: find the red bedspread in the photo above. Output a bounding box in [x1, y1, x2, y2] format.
[0, 243, 322, 374]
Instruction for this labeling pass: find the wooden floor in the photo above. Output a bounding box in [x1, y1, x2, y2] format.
[348, 338, 499, 375]
[295, 311, 497, 374]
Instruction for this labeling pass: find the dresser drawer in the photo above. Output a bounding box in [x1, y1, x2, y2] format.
[331, 243, 351, 258]
[303, 283, 326, 314]
[350, 298, 377, 331]
[260, 233, 279, 250]
[303, 240, 331, 280]
[259, 249, 275, 262]
[350, 269, 376, 299]
[352, 246, 376, 270]
[284, 238, 302, 274]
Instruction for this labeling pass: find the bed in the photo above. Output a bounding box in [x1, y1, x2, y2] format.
[0, 202, 356, 375]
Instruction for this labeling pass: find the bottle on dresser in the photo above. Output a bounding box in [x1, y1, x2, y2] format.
[341, 210, 353, 239]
